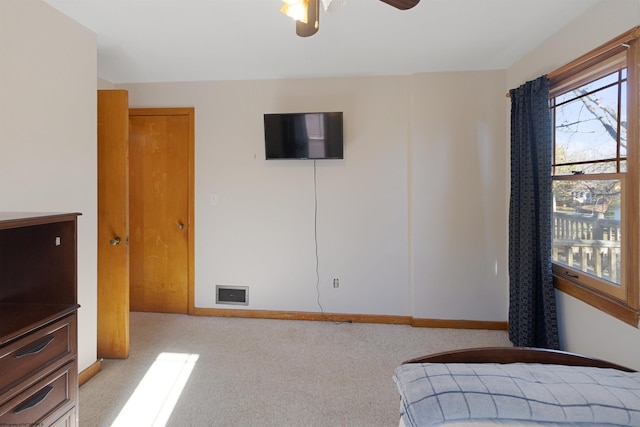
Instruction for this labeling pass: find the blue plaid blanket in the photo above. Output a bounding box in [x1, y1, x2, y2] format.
[393, 363, 640, 426]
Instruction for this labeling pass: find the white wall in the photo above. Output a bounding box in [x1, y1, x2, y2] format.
[122, 78, 412, 316]
[507, 0, 640, 370]
[410, 71, 508, 321]
[119, 70, 508, 321]
[98, 77, 115, 89]
[0, 0, 97, 372]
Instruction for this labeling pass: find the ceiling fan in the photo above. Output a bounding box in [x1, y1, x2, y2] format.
[281, 0, 420, 37]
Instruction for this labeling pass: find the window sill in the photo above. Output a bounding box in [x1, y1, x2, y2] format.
[554, 275, 639, 327]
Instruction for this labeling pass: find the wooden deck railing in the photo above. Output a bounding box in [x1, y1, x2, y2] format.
[553, 211, 621, 283]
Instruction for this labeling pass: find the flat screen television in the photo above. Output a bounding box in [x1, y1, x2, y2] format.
[264, 112, 343, 160]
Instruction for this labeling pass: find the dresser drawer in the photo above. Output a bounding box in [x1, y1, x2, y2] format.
[0, 362, 76, 426]
[0, 314, 76, 397]
[45, 405, 76, 427]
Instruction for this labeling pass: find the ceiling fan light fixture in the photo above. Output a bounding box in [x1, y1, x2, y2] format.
[281, 0, 308, 24]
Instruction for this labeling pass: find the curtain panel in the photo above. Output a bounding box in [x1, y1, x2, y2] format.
[509, 76, 559, 349]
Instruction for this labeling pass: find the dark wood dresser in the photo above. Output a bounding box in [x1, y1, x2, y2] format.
[0, 213, 80, 427]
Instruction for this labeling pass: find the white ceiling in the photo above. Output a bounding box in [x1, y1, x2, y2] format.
[43, 0, 599, 84]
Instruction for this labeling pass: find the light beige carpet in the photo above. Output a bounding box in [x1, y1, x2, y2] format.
[79, 312, 512, 427]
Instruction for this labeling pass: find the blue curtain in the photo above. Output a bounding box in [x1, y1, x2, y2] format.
[509, 76, 559, 349]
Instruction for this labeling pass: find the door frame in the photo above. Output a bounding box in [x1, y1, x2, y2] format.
[129, 107, 196, 314]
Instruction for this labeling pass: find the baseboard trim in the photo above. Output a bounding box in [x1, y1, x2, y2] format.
[192, 307, 507, 329]
[79, 359, 102, 387]
[411, 318, 509, 330]
[193, 307, 412, 325]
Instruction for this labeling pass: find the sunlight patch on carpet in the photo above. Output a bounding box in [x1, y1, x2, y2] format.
[111, 352, 199, 427]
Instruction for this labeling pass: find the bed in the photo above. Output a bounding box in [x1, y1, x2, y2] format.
[393, 347, 640, 426]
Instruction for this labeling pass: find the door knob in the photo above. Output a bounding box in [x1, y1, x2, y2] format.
[110, 237, 121, 246]
[178, 222, 185, 230]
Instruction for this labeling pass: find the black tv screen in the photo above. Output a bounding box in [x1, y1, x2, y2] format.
[264, 112, 343, 160]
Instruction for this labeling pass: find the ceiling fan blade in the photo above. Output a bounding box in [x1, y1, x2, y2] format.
[296, 0, 320, 37]
[379, 0, 420, 10]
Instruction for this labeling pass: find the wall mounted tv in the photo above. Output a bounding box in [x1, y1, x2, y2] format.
[264, 112, 343, 160]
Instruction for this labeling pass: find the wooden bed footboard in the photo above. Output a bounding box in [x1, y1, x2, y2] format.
[403, 347, 635, 372]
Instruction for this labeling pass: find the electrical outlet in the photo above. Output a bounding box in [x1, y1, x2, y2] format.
[333, 278, 339, 288]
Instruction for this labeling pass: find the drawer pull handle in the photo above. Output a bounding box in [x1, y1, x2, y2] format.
[15, 336, 55, 358]
[13, 385, 54, 414]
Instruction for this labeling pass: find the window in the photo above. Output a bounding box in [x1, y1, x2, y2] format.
[549, 28, 640, 326]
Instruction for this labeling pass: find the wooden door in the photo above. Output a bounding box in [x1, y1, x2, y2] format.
[97, 90, 130, 359]
[129, 108, 194, 314]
